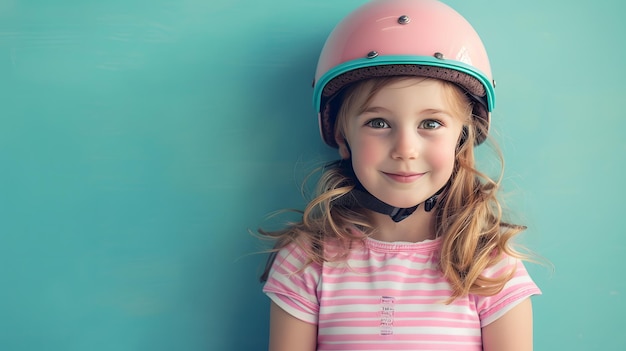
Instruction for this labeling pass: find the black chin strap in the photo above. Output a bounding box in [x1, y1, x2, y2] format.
[336, 185, 443, 222]
[332, 160, 443, 222]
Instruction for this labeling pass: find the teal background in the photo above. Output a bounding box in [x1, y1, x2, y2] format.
[0, 0, 624, 350]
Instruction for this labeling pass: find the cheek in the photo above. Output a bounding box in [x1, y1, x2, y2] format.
[351, 140, 379, 168]
[425, 139, 457, 172]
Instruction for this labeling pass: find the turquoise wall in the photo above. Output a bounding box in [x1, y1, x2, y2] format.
[1, 0, 624, 350]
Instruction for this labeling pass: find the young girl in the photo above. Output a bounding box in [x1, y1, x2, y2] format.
[260, 0, 541, 350]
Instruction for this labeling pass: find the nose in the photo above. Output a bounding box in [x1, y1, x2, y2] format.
[391, 128, 419, 160]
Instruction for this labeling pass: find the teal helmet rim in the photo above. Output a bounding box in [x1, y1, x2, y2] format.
[313, 55, 496, 147]
[313, 55, 496, 114]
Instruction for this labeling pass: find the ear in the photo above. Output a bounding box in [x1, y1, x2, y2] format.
[335, 134, 351, 159]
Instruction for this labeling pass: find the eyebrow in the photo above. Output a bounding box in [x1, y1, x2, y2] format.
[361, 106, 391, 114]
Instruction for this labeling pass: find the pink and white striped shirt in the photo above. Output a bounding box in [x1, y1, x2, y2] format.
[264, 233, 541, 350]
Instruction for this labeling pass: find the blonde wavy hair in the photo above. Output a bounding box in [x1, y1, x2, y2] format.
[260, 76, 527, 301]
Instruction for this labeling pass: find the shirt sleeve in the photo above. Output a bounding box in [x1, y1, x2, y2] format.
[474, 255, 542, 327]
[263, 242, 322, 325]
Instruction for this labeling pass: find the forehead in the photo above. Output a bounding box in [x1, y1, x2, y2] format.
[368, 78, 446, 102]
[336, 76, 470, 130]
[362, 77, 465, 116]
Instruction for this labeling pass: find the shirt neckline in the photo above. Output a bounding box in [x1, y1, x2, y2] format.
[364, 236, 442, 253]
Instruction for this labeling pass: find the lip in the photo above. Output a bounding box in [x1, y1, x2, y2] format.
[383, 172, 425, 183]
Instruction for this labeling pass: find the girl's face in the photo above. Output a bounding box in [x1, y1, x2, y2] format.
[338, 78, 467, 209]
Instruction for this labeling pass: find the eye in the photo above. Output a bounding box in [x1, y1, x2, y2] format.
[420, 119, 442, 130]
[365, 118, 390, 129]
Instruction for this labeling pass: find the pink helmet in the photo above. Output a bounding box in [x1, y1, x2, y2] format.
[313, 0, 495, 147]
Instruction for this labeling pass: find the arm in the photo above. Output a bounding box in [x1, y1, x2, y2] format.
[269, 301, 317, 351]
[482, 298, 534, 351]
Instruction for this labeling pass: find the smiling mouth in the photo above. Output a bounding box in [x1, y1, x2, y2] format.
[383, 172, 425, 183]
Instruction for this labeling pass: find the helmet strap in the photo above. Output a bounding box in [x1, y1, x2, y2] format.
[345, 186, 419, 222]
[332, 158, 445, 221]
[342, 186, 442, 222]
[333, 160, 443, 222]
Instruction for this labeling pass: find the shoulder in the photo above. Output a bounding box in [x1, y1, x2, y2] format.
[474, 254, 542, 327]
[480, 252, 522, 278]
[263, 240, 324, 324]
[269, 239, 323, 278]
